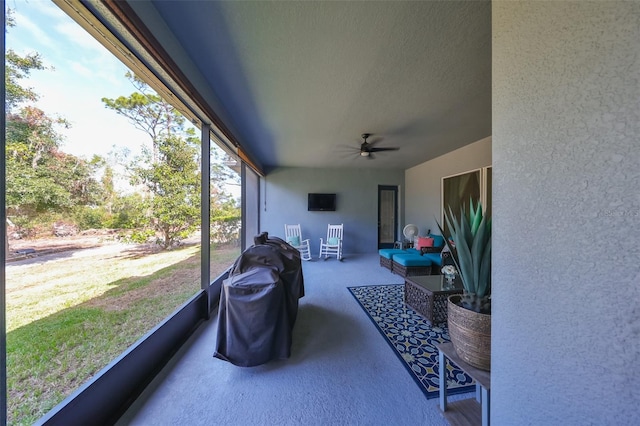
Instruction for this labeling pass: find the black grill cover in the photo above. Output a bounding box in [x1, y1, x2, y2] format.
[214, 233, 304, 366]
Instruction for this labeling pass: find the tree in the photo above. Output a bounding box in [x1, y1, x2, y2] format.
[5, 16, 102, 236]
[5, 50, 44, 111]
[102, 73, 240, 248]
[102, 72, 185, 164]
[131, 134, 201, 249]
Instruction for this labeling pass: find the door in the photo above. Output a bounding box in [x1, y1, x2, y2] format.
[378, 185, 398, 249]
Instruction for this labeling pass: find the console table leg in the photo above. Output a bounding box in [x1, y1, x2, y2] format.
[439, 349, 447, 411]
[481, 386, 490, 426]
[476, 383, 481, 403]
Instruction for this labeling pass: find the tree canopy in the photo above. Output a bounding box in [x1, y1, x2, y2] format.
[5, 16, 240, 248]
[102, 73, 240, 248]
[5, 23, 101, 226]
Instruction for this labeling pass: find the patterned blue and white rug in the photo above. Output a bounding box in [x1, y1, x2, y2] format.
[348, 284, 475, 399]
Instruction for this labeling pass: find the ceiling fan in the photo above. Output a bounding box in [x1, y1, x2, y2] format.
[359, 133, 399, 158]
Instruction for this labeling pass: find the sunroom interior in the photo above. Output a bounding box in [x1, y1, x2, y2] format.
[2, 0, 638, 425]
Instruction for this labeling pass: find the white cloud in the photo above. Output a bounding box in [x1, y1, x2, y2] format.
[13, 9, 56, 50]
[55, 21, 106, 53]
[68, 61, 94, 79]
[36, 0, 69, 21]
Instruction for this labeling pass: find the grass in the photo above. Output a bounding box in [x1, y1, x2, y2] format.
[5, 243, 240, 425]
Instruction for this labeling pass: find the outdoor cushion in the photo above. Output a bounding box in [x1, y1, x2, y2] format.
[393, 254, 433, 267]
[421, 253, 443, 267]
[287, 236, 301, 246]
[378, 249, 407, 259]
[328, 237, 339, 245]
[428, 234, 445, 247]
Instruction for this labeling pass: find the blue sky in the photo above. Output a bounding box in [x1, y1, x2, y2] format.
[6, 0, 148, 159]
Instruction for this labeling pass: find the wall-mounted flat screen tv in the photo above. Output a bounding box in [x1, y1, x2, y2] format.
[308, 193, 336, 211]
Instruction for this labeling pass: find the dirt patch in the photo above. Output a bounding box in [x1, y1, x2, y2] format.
[7, 230, 121, 262]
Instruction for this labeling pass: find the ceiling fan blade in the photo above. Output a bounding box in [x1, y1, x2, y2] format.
[369, 147, 399, 152]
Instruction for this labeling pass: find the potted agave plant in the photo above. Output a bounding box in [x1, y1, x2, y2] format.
[438, 199, 491, 371]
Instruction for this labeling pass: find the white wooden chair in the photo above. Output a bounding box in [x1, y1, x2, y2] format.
[319, 223, 343, 260]
[284, 224, 311, 260]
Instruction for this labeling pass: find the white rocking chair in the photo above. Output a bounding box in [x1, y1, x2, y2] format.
[319, 223, 343, 260]
[284, 224, 312, 260]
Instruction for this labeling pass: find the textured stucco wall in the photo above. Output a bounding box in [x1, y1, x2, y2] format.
[405, 137, 491, 235]
[493, 2, 640, 424]
[260, 167, 404, 256]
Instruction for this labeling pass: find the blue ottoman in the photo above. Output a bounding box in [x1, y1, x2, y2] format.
[378, 249, 407, 270]
[392, 253, 433, 277]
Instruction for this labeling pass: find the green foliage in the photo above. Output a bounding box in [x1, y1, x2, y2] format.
[210, 190, 240, 246]
[110, 193, 150, 229]
[439, 199, 491, 314]
[132, 134, 201, 248]
[99, 72, 243, 249]
[211, 213, 241, 246]
[72, 206, 109, 230]
[121, 228, 157, 245]
[6, 141, 102, 218]
[5, 41, 104, 226]
[5, 48, 45, 112]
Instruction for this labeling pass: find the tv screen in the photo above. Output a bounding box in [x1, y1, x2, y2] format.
[308, 193, 336, 211]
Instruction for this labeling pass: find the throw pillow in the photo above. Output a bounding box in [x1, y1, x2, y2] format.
[328, 237, 339, 245]
[416, 236, 434, 249]
[287, 235, 301, 246]
[428, 234, 445, 247]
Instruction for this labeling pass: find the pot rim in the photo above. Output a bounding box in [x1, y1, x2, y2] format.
[447, 294, 492, 317]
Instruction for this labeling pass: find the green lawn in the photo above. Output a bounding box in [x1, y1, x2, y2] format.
[5, 244, 239, 425]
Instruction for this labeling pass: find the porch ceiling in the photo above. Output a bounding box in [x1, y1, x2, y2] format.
[134, 0, 491, 171]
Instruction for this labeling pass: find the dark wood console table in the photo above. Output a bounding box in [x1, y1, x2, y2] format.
[437, 342, 490, 426]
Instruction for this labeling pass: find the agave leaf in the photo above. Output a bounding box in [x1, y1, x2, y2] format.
[456, 240, 474, 293]
[477, 237, 491, 297]
[470, 214, 489, 288]
[468, 198, 476, 225]
[458, 206, 474, 253]
[470, 198, 482, 236]
[454, 210, 476, 294]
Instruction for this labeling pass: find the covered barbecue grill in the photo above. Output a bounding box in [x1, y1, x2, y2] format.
[214, 233, 304, 366]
